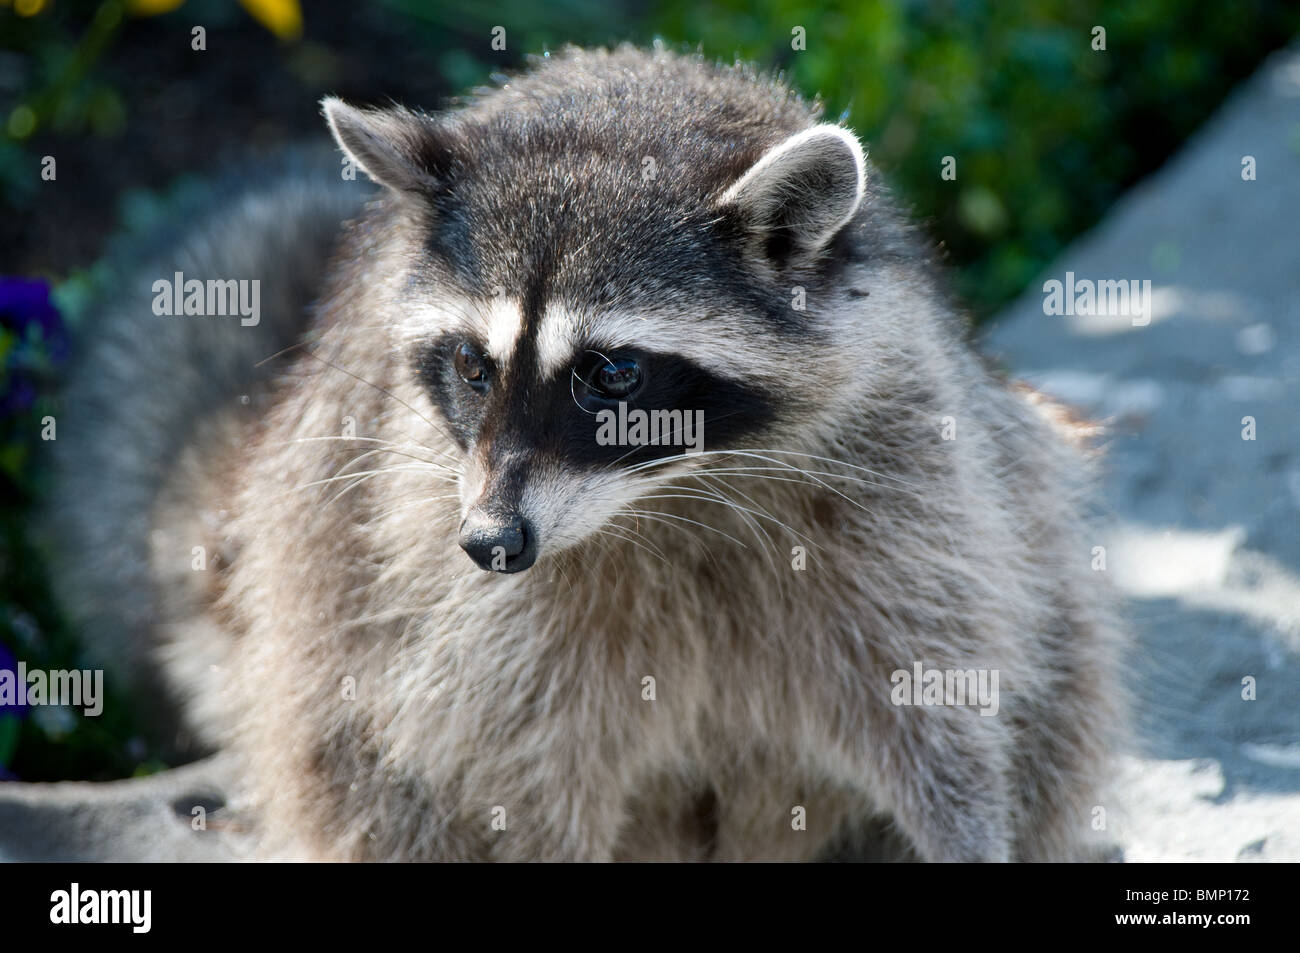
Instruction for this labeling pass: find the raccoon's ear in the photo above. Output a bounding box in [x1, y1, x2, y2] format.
[719, 124, 866, 263]
[322, 97, 448, 195]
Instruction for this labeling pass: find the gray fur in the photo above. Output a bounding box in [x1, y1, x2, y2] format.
[46, 150, 369, 747]
[50, 46, 1124, 860]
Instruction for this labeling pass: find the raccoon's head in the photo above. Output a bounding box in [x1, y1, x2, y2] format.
[323, 51, 871, 574]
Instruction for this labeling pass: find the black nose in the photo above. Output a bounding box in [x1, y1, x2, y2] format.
[458, 510, 537, 573]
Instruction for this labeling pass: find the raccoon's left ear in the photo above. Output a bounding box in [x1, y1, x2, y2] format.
[322, 97, 450, 195]
[719, 124, 866, 263]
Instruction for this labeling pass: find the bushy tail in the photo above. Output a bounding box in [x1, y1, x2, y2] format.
[44, 149, 368, 747]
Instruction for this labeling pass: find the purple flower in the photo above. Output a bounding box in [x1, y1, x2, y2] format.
[0, 641, 26, 720]
[0, 278, 65, 351]
[0, 277, 68, 416]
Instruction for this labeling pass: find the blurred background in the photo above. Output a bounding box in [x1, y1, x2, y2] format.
[1, 0, 1298, 783]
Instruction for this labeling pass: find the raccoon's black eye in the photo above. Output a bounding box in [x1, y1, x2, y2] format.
[454, 342, 489, 393]
[583, 355, 642, 400]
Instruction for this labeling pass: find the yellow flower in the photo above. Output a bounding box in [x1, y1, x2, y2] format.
[127, 0, 303, 42]
[127, 0, 187, 14]
[238, 0, 302, 40]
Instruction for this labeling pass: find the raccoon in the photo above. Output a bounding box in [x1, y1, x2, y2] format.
[50, 45, 1124, 861]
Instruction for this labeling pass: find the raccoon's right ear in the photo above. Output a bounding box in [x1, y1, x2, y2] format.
[322, 97, 451, 195]
[718, 124, 867, 264]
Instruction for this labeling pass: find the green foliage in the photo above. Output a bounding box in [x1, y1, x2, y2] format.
[7, 1, 1299, 314]
[637, 0, 1300, 317]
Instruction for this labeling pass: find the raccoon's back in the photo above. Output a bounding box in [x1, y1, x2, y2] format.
[45, 150, 368, 748]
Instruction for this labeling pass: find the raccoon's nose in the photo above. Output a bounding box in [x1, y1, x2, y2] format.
[458, 509, 537, 573]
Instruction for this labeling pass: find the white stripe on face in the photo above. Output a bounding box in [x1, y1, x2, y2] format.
[536, 305, 605, 377]
[536, 306, 709, 378]
[482, 296, 525, 370]
[401, 296, 526, 370]
[535, 303, 781, 383]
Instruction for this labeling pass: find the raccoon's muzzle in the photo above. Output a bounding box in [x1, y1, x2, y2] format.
[458, 508, 537, 573]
